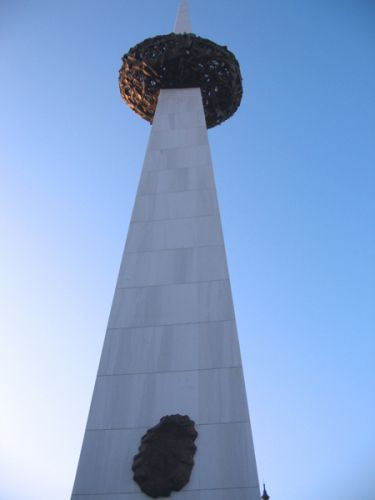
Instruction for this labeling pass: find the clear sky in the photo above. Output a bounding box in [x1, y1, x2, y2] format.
[1, 1, 374, 499]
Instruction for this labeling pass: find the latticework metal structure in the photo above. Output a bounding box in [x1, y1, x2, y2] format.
[119, 33, 242, 128]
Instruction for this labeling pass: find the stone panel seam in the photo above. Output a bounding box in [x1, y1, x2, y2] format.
[106, 318, 236, 330]
[107, 317, 236, 329]
[151, 125, 206, 133]
[139, 164, 213, 175]
[115, 278, 230, 291]
[85, 420, 250, 432]
[72, 486, 260, 496]
[136, 187, 216, 197]
[144, 144, 210, 153]
[124, 243, 224, 256]
[129, 213, 220, 224]
[98, 365, 242, 377]
[141, 166, 213, 175]
[131, 212, 219, 223]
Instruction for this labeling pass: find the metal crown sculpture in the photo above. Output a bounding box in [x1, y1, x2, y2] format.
[119, 33, 242, 128]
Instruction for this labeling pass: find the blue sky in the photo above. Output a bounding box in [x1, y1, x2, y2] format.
[1, 1, 374, 499]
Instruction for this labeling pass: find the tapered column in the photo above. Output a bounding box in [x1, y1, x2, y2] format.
[174, 0, 192, 33]
[71, 88, 260, 499]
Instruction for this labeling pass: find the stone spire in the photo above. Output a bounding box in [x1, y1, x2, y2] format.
[261, 483, 270, 500]
[174, 0, 192, 33]
[72, 3, 259, 499]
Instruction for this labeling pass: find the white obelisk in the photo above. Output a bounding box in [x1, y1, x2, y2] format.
[71, 2, 260, 499]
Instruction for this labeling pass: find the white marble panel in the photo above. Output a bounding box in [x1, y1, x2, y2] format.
[87, 367, 248, 430]
[194, 489, 261, 500]
[87, 370, 198, 430]
[198, 368, 250, 424]
[99, 321, 241, 375]
[155, 88, 203, 114]
[152, 110, 205, 131]
[143, 144, 211, 171]
[157, 87, 202, 102]
[138, 165, 214, 195]
[176, 88, 202, 97]
[72, 429, 142, 495]
[194, 423, 259, 490]
[125, 215, 223, 253]
[148, 127, 207, 150]
[117, 246, 227, 287]
[108, 280, 234, 329]
[72, 487, 261, 500]
[72, 423, 258, 495]
[132, 189, 218, 222]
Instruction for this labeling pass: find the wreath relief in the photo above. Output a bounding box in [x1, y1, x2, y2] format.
[132, 414, 198, 498]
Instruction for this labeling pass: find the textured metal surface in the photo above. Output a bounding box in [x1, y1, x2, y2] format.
[119, 33, 242, 128]
[132, 414, 197, 498]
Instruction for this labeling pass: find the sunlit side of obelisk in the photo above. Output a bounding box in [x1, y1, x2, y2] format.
[71, 2, 260, 499]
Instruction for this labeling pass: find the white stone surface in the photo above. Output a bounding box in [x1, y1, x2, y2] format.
[108, 281, 234, 329]
[174, 0, 192, 34]
[73, 424, 257, 495]
[143, 144, 212, 171]
[124, 215, 223, 253]
[71, 88, 259, 499]
[132, 189, 218, 222]
[148, 126, 207, 150]
[117, 246, 227, 287]
[138, 165, 215, 195]
[99, 321, 241, 375]
[87, 367, 249, 430]
[152, 109, 205, 131]
[72, 489, 261, 500]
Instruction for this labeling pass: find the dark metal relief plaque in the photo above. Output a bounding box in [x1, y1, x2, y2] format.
[132, 414, 198, 498]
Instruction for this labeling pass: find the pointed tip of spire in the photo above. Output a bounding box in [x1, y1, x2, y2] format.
[261, 484, 270, 500]
[174, 0, 192, 34]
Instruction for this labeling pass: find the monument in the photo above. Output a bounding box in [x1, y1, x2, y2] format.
[71, 2, 261, 499]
